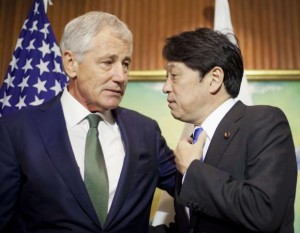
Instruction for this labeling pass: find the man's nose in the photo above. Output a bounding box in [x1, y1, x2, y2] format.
[112, 63, 127, 82]
[163, 77, 171, 93]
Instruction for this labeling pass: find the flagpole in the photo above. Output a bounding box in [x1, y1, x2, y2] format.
[43, 0, 53, 13]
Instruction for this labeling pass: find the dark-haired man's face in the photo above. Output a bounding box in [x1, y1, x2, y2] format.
[163, 62, 212, 124]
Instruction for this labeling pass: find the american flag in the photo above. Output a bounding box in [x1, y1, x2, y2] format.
[0, 0, 68, 116]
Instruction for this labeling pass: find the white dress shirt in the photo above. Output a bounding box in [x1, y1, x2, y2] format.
[60, 89, 125, 211]
[185, 98, 236, 217]
[197, 98, 236, 161]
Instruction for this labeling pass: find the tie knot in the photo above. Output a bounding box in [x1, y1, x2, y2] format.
[192, 127, 203, 144]
[86, 114, 102, 128]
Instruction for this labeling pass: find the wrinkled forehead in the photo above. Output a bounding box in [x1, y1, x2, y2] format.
[91, 28, 133, 54]
[101, 26, 133, 47]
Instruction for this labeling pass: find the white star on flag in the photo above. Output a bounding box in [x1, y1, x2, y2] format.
[16, 96, 27, 109]
[26, 39, 36, 51]
[36, 59, 50, 75]
[18, 76, 30, 91]
[50, 80, 64, 95]
[22, 58, 34, 73]
[0, 93, 12, 108]
[30, 95, 44, 106]
[0, 0, 68, 116]
[9, 55, 19, 72]
[29, 20, 39, 33]
[40, 23, 50, 39]
[16, 38, 24, 50]
[4, 74, 15, 88]
[38, 40, 51, 58]
[33, 77, 47, 94]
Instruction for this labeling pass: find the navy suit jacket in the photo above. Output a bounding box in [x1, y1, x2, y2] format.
[0, 94, 176, 233]
[151, 101, 297, 233]
[176, 101, 297, 233]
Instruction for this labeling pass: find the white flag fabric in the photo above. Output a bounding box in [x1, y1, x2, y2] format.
[152, 0, 253, 226]
[214, 0, 253, 105]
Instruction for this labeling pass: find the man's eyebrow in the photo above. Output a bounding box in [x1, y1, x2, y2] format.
[123, 56, 131, 63]
[95, 54, 131, 63]
[164, 63, 172, 70]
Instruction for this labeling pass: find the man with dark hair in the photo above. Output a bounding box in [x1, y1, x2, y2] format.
[154, 27, 297, 233]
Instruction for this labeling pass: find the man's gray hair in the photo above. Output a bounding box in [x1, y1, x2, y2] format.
[60, 11, 133, 62]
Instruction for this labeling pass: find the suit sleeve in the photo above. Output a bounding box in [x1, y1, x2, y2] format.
[179, 107, 297, 232]
[154, 122, 176, 197]
[0, 117, 21, 229]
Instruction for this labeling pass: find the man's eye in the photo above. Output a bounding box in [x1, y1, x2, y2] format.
[103, 61, 113, 65]
[123, 62, 130, 68]
[122, 62, 130, 72]
[170, 73, 178, 79]
[166, 72, 177, 79]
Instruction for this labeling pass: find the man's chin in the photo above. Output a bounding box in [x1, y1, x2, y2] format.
[105, 100, 122, 110]
[170, 111, 182, 121]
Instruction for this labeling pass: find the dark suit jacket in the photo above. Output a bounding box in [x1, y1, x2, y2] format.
[0, 94, 176, 233]
[155, 101, 297, 233]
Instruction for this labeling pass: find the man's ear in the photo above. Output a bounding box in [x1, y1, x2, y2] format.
[209, 66, 224, 93]
[62, 51, 78, 78]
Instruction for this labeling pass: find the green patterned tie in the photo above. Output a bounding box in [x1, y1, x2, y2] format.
[84, 114, 109, 226]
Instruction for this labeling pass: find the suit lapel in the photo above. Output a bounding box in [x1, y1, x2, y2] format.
[104, 107, 141, 227]
[35, 96, 101, 228]
[205, 101, 245, 166]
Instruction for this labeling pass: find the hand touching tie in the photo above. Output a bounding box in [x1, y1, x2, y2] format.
[175, 127, 207, 174]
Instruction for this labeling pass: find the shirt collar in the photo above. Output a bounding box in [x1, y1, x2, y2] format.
[199, 98, 236, 140]
[61, 89, 115, 129]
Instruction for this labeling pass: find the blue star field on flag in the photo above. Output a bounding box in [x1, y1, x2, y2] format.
[0, 0, 68, 116]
